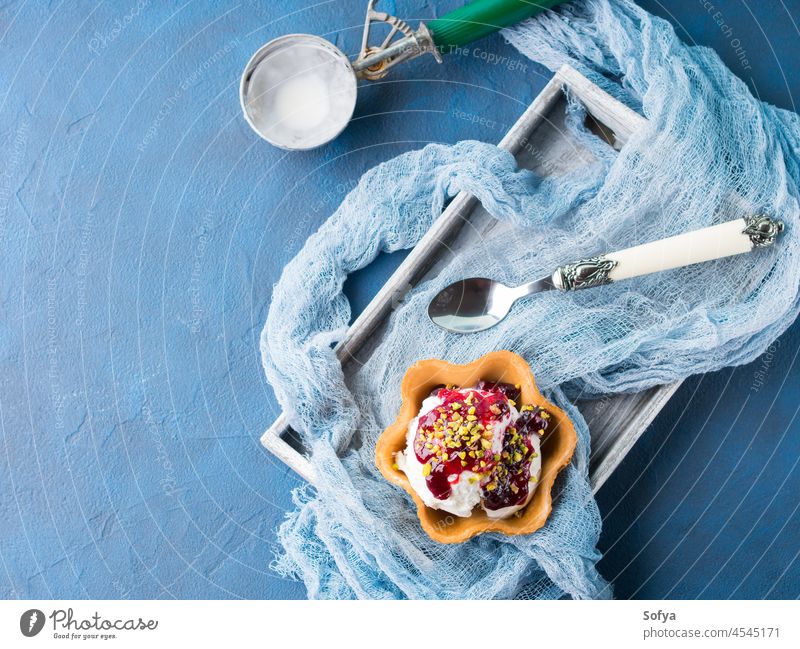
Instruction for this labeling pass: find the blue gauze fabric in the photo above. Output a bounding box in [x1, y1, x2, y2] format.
[260, 0, 800, 599]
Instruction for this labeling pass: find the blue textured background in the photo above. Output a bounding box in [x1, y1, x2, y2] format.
[1, 1, 798, 599]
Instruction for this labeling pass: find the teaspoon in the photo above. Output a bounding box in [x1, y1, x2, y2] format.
[428, 215, 783, 334]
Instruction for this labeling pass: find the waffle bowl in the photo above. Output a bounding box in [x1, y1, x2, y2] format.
[375, 350, 577, 543]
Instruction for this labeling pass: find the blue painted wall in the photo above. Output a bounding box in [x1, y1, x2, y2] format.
[0, 1, 797, 599]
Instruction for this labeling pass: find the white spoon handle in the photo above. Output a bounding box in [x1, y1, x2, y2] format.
[551, 215, 784, 291]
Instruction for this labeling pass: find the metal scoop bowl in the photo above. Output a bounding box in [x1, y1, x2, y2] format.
[240, 34, 358, 151]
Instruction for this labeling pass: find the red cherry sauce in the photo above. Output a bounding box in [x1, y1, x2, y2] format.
[416, 383, 552, 511]
[482, 405, 551, 512]
[414, 388, 509, 500]
[475, 380, 521, 405]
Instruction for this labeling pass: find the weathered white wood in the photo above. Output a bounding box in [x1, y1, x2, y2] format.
[261, 421, 317, 483]
[556, 66, 647, 144]
[584, 382, 681, 492]
[261, 64, 681, 496]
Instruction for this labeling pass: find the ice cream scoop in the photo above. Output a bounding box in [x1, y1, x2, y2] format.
[240, 0, 568, 149]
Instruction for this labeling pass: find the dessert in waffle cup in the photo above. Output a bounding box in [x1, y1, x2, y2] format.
[375, 350, 577, 544]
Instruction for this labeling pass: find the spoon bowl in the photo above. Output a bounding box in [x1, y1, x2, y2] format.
[428, 278, 516, 333]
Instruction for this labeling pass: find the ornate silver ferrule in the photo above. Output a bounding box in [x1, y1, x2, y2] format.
[555, 256, 618, 291]
[743, 215, 784, 248]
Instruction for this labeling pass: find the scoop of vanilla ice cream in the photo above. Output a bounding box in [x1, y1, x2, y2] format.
[396, 395, 483, 517]
[395, 389, 538, 519]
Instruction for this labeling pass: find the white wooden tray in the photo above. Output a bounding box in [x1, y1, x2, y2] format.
[261, 65, 681, 493]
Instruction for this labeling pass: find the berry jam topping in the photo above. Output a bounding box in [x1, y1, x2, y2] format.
[413, 382, 550, 510]
[475, 380, 521, 405]
[481, 405, 547, 511]
[414, 388, 509, 500]
[515, 405, 551, 439]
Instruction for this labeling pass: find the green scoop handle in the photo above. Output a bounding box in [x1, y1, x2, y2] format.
[429, 0, 568, 50]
